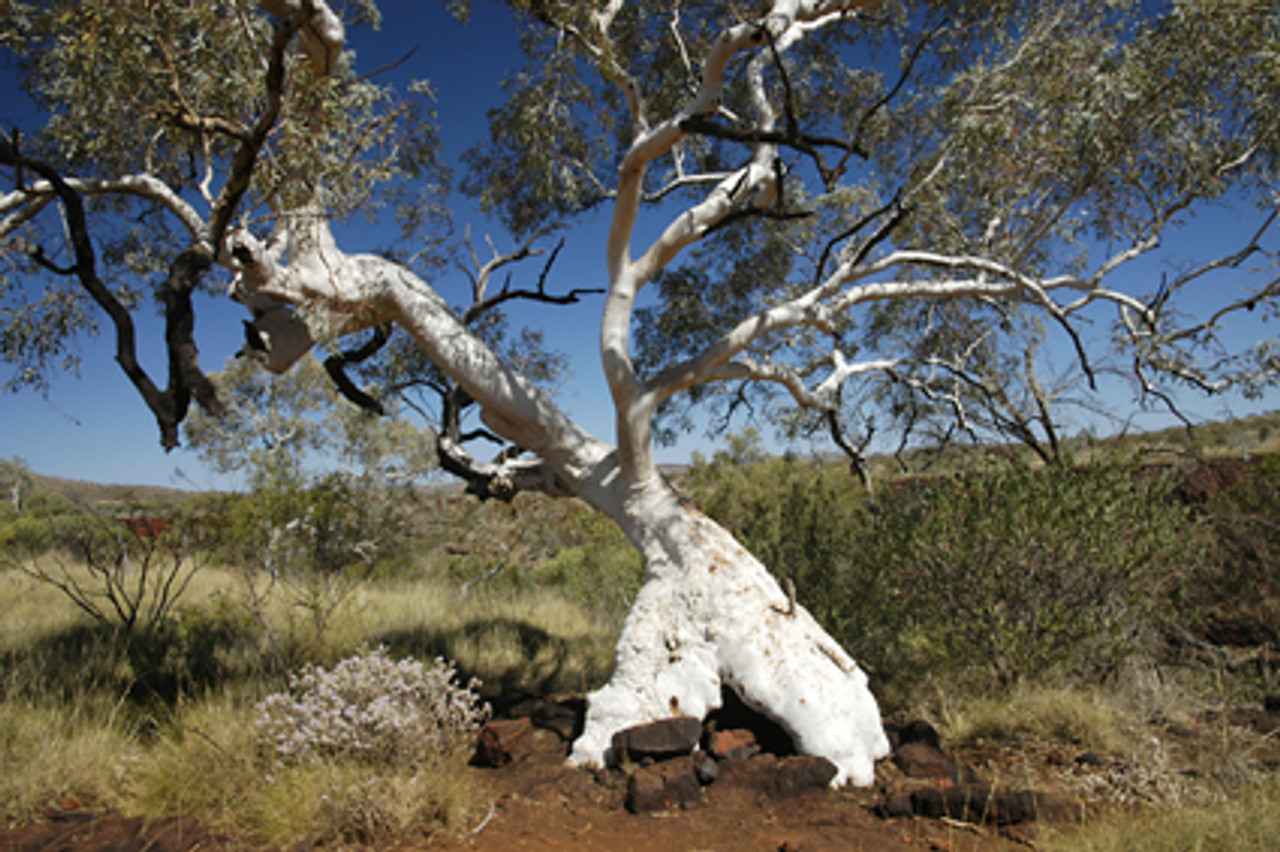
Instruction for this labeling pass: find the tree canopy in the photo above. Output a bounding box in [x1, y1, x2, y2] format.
[2, 0, 1277, 476]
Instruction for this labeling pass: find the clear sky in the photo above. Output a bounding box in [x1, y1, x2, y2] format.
[1, 1, 1277, 490]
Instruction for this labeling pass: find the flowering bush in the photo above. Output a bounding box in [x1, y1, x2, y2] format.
[254, 647, 487, 768]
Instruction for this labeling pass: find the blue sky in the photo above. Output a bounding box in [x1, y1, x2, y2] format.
[1, 1, 1277, 490]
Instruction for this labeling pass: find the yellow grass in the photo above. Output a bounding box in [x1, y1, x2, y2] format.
[0, 699, 141, 827]
[1046, 777, 1280, 852]
[942, 685, 1127, 753]
[1, 557, 614, 839]
[0, 566, 95, 650]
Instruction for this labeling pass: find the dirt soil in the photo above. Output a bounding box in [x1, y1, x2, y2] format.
[0, 725, 1068, 852]
[8, 689, 1279, 852]
[427, 727, 1049, 852]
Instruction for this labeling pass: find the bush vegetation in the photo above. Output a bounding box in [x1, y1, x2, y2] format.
[683, 448, 1202, 706]
[2, 427, 1279, 847]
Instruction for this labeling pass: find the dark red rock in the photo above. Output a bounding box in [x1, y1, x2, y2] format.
[533, 698, 585, 740]
[2, 813, 216, 852]
[897, 719, 942, 749]
[717, 753, 837, 801]
[474, 717, 533, 767]
[612, 716, 703, 762]
[880, 791, 915, 818]
[905, 785, 1074, 825]
[692, 749, 719, 784]
[892, 741, 977, 782]
[506, 697, 585, 741]
[626, 756, 702, 813]
[707, 727, 759, 760]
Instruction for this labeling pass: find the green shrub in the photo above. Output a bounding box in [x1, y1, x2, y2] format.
[687, 455, 1199, 706]
[203, 475, 418, 580]
[2, 504, 208, 641]
[874, 461, 1195, 689]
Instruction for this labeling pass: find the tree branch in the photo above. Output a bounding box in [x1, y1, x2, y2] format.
[0, 135, 220, 449]
[323, 323, 392, 415]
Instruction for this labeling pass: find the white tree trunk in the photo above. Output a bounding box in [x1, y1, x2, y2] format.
[230, 231, 889, 787]
[571, 481, 890, 787]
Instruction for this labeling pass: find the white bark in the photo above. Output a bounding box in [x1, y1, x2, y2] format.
[571, 482, 890, 787]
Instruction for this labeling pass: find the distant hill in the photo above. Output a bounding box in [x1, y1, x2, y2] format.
[12, 409, 1280, 504]
[26, 471, 195, 511]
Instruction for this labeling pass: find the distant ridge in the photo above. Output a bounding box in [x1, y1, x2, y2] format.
[19, 409, 1280, 504]
[27, 471, 194, 509]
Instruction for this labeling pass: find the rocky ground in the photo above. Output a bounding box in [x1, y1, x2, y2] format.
[7, 688, 1279, 852]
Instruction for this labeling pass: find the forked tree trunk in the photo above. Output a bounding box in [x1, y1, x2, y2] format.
[233, 237, 890, 786]
[572, 480, 890, 787]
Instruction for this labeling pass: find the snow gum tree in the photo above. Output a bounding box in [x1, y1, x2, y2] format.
[2, 0, 1279, 785]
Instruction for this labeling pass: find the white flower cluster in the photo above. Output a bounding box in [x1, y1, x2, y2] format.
[254, 646, 487, 767]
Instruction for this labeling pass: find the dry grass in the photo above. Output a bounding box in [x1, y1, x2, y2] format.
[0, 699, 141, 827]
[0, 560, 612, 841]
[349, 581, 618, 696]
[0, 566, 95, 650]
[126, 694, 480, 848]
[942, 685, 1128, 753]
[1046, 776, 1280, 852]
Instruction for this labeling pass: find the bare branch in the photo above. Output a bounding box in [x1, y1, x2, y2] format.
[1, 175, 206, 240]
[323, 323, 392, 414]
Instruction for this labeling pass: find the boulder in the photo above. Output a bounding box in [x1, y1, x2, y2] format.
[905, 785, 1077, 825]
[892, 741, 978, 783]
[626, 756, 702, 813]
[897, 719, 942, 750]
[717, 754, 838, 802]
[612, 716, 703, 763]
[474, 718, 533, 767]
[706, 728, 759, 760]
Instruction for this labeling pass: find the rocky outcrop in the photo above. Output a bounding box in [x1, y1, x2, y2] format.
[473, 699, 1083, 824]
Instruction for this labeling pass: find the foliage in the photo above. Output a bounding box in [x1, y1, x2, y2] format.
[685, 447, 1199, 703]
[183, 356, 436, 491]
[253, 646, 486, 768]
[0, 458, 33, 514]
[872, 461, 1195, 689]
[188, 475, 420, 674]
[1, 0, 448, 398]
[1201, 454, 1280, 606]
[433, 492, 643, 624]
[205, 475, 417, 581]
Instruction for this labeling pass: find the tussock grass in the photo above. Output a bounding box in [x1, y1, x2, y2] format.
[943, 685, 1127, 753]
[1046, 777, 1280, 852]
[354, 582, 617, 697]
[1, 560, 613, 840]
[0, 699, 140, 827]
[127, 694, 479, 848]
[125, 695, 261, 829]
[0, 567, 94, 650]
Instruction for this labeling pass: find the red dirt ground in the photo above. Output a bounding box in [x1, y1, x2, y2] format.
[1, 726, 1057, 852]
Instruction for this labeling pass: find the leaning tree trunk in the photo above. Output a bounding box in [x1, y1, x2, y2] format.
[571, 480, 890, 787]
[228, 233, 890, 786]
